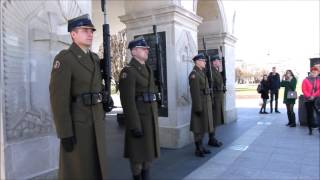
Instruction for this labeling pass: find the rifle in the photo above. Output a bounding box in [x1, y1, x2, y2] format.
[219, 46, 227, 93]
[153, 25, 165, 107]
[101, 0, 114, 112]
[202, 37, 214, 92]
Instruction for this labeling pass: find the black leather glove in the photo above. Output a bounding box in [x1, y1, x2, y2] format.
[130, 128, 144, 138]
[223, 86, 227, 93]
[61, 137, 76, 152]
[195, 111, 202, 116]
[103, 96, 114, 112]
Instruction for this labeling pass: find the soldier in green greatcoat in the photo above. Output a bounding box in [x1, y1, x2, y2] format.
[119, 37, 160, 180]
[189, 53, 214, 157]
[49, 14, 107, 179]
[208, 55, 224, 147]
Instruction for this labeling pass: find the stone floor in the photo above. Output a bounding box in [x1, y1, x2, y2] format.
[32, 98, 320, 180]
[184, 107, 320, 180]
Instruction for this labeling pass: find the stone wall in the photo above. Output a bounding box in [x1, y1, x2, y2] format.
[0, 0, 91, 178]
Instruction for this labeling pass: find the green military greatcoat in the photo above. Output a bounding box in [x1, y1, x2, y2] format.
[189, 66, 214, 133]
[211, 66, 226, 125]
[119, 58, 160, 162]
[49, 43, 107, 179]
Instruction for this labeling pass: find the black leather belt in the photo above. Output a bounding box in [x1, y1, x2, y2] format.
[72, 92, 103, 106]
[202, 88, 212, 95]
[135, 92, 160, 103]
[212, 88, 224, 92]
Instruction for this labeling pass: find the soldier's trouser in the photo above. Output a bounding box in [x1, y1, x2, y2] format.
[193, 133, 204, 142]
[130, 160, 151, 176]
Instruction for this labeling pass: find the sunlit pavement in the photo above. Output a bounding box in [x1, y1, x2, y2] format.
[184, 99, 319, 180]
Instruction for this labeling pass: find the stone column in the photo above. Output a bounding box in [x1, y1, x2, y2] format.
[120, 5, 202, 148]
[199, 33, 238, 123]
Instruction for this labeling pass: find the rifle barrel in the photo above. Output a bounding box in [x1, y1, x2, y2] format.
[153, 25, 165, 107]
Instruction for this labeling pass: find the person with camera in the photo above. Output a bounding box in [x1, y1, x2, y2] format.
[280, 70, 297, 127]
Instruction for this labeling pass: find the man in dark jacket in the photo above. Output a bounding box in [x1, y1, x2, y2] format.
[119, 37, 160, 180]
[189, 53, 214, 157]
[267, 67, 281, 113]
[208, 55, 224, 147]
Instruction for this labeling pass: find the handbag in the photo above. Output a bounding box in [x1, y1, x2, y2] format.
[257, 83, 262, 93]
[287, 90, 297, 99]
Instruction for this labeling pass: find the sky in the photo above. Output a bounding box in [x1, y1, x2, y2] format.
[230, 0, 319, 70]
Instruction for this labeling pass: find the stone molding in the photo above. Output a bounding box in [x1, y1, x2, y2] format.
[120, 5, 202, 31]
[199, 32, 237, 49]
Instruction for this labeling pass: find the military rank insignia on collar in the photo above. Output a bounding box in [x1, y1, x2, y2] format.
[121, 72, 127, 79]
[53, 60, 61, 69]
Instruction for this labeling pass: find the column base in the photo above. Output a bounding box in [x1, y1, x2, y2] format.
[225, 108, 238, 124]
[159, 124, 193, 149]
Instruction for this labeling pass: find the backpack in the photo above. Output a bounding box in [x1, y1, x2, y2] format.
[257, 83, 262, 93]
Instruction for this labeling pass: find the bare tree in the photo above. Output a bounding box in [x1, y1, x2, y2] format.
[98, 29, 127, 87]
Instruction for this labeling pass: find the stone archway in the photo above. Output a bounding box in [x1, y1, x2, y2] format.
[196, 0, 238, 124]
[117, 0, 237, 148]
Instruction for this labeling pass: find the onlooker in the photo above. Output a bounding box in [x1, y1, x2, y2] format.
[259, 75, 270, 114]
[268, 67, 281, 113]
[314, 94, 320, 133]
[281, 70, 297, 127]
[301, 67, 320, 135]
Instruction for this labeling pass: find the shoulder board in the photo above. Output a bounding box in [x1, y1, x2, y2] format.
[54, 49, 70, 61]
[189, 71, 197, 79]
[90, 52, 100, 58]
[57, 49, 69, 56]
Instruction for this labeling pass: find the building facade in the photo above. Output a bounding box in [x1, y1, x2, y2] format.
[0, 0, 237, 178]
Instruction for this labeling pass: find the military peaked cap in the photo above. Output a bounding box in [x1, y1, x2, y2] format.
[68, 14, 96, 32]
[210, 54, 221, 61]
[192, 53, 206, 61]
[128, 36, 150, 50]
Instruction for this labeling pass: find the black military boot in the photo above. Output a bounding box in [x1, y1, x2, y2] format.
[141, 169, 150, 180]
[199, 141, 211, 154]
[133, 174, 141, 180]
[208, 133, 223, 147]
[195, 141, 205, 157]
[270, 102, 273, 113]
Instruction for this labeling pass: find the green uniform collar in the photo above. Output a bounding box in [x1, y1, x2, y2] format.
[70, 43, 90, 56]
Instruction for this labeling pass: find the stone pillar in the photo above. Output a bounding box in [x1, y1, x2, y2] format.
[120, 5, 202, 148]
[199, 33, 238, 123]
[0, 0, 90, 178]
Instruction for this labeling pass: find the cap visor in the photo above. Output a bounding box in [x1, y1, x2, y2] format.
[134, 46, 150, 49]
[77, 26, 96, 31]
